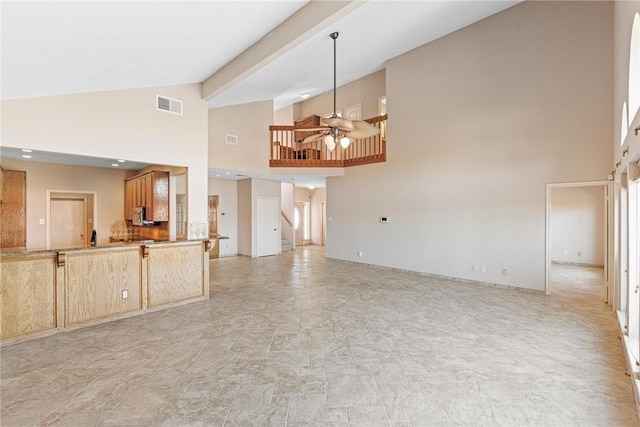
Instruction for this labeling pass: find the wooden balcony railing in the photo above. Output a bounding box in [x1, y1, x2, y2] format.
[269, 114, 387, 168]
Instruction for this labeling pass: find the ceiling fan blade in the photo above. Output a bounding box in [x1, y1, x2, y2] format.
[322, 116, 354, 131]
[347, 120, 381, 139]
[298, 127, 330, 132]
[301, 133, 325, 144]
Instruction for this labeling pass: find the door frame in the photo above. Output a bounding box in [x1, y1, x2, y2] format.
[47, 190, 97, 248]
[545, 180, 613, 298]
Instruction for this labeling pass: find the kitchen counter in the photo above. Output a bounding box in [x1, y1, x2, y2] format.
[0, 238, 213, 257]
[1, 238, 214, 346]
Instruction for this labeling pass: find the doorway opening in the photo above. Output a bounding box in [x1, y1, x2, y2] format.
[295, 201, 310, 246]
[47, 191, 96, 248]
[545, 181, 613, 299]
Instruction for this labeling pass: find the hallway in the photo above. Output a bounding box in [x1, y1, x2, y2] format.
[1, 247, 637, 426]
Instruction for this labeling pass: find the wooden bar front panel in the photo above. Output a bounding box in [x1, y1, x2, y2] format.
[147, 243, 203, 307]
[65, 248, 142, 325]
[1, 255, 57, 339]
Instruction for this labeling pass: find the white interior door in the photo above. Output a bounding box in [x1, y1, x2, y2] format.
[50, 198, 86, 248]
[257, 197, 279, 257]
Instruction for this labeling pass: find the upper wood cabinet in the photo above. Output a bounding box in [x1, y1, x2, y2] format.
[1, 169, 27, 248]
[124, 171, 169, 221]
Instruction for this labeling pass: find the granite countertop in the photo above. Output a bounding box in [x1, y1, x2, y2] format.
[0, 237, 222, 258]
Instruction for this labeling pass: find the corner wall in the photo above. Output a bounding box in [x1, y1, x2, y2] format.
[1, 84, 209, 235]
[326, 1, 613, 291]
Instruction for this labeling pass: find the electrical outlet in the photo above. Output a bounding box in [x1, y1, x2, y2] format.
[577, 251, 582, 257]
[471, 265, 477, 271]
[122, 289, 128, 299]
[481, 266, 486, 273]
[502, 268, 508, 276]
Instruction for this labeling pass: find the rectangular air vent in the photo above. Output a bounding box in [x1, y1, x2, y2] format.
[156, 95, 183, 115]
[225, 134, 238, 145]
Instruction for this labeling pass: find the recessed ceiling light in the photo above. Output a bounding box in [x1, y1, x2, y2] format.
[118, 159, 125, 163]
[22, 154, 32, 159]
[308, 185, 316, 190]
[21, 149, 33, 153]
[215, 174, 221, 177]
[111, 163, 119, 167]
[225, 172, 230, 175]
[300, 92, 310, 99]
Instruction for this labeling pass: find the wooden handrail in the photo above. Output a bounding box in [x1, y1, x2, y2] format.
[269, 114, 387, 168]
[281, 211, 293, 228]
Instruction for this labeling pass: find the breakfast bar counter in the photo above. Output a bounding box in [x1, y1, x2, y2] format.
[0, 239, 214, 346]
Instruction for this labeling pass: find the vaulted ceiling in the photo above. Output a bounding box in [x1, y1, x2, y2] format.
[2, 1, 520, 110]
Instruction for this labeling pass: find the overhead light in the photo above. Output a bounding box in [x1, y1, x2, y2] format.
[215, 174, 221, 177]
[21, 149, 32, 153]
[340, 135, 351, 149]
[324, 134, 336, 152]
[118, 159, 125, 163]
[111, 163, 119, 167]
[308, 185, 316, 190]
[300, 92, 310, 99]
[225, 172, 230, 175]
[22, 154, 32, 159]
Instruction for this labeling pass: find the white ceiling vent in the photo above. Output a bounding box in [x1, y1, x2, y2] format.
[225, 134, 238, 145]
[156, 95, 183, 115]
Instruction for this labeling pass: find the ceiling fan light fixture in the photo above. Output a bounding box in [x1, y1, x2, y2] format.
[324, 134, 336, 151]
[340, 135, 350, 149]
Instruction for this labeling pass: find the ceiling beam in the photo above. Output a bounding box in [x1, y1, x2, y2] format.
[201, 0, 364, 102]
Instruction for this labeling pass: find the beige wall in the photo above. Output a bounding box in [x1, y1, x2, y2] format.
[1, 84, 209, 235]
[237, 179, 252, 256]
[208, 177, 238, 257]
[326, 1, 613, 291]
[274, 104, 294, 125]
[550, 186, 605, 265]
[294, 69, 385, 121]
[1, 159, 131, 248]
[208, 100, 273, 174]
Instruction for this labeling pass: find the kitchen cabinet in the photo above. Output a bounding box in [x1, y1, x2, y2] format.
[124, 171, 169, 222]
[1, 169, 27, 248]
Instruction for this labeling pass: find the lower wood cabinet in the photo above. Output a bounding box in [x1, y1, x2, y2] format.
[1, 240, 211, 345]
[65, 248, 142, 325]
[0, 254, 57, 339]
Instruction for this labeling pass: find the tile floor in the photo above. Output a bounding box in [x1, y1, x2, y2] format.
[1, 246, 638, 426]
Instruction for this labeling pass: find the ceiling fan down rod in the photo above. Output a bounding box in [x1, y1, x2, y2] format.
[330, 32, 338, 118]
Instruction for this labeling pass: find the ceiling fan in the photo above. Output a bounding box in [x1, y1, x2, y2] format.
[300, 32, 381, 151]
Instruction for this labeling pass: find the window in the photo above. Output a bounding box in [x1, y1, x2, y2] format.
[622, 102, 628, 146]
[629, 13, 640, 122]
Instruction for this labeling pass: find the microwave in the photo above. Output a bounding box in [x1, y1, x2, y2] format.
[132, 207, 152, 226]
